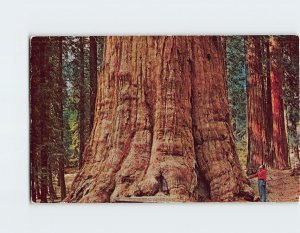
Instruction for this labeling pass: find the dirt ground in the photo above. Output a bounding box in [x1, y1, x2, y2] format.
[62, 168, 300, 203]
[64, 167, 77, 195]
[48, 164, 300, 203]
[249, 168, 300, 202]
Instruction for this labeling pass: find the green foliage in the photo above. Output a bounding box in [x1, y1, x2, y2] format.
[226, 36, 247, 141]
[69, 111, 80, 159]
[281, 36, 299, 148]
[236, 138, 248, 170]
[63, 103, 73, 158]
[62, 37, 94, 165]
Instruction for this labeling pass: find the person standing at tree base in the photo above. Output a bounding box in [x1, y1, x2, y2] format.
[248, 164, 267, 202]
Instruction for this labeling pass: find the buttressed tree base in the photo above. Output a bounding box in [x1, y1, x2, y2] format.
[66, 36, 253, 203]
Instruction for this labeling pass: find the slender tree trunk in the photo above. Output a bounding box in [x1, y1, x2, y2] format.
[246, 36, 267, 174]
[294, 147, 299, 161]
[40, 141, 48, 203]
[89, 36, 98, 130]
[264, 36, 275, 167]
[58, 156, 66, 199]
[58, 37, 67, 200]
[30, 140, 37, 202]
[31, 37, 48, 202]
[30, 38, 39, 202]
[66, 36, 253, 203]
[47, 163, 57, 202]
[34, 165, 41, 199]
[40, 38, 49, 203]
[30, 152, 36, 202]
[269, 36, 289, 169]
[79, 37, 85, 169]
[29, 105, 37, 202]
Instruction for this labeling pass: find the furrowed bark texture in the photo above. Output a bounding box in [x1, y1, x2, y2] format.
[190, 37, 251, 201]
[66, 36, 253, 202]
[264, 36, 275, 168]
[90, 36, 98, 130]
[246, 36, 268, 173]
[269, 37, 289, 169]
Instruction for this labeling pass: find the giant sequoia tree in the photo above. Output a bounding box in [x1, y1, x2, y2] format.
[246, 36, 268, 173]
[66, 36, 253, 202]
[246, 36, 294, 172]
[269, 37, 289, 169]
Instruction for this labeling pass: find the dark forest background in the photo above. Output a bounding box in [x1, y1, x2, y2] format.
[30, 37, 105, 202]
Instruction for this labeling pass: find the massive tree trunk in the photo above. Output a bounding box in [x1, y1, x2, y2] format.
[269, 36, 289, 169]
[66, 36, 253, 203]
[246, 36, 268, 174]
[191, 37, 251, 201]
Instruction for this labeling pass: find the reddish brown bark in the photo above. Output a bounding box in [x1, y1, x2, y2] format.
[47, 163, 57, 202]
[264, 36, 275, 167]
[89, 36, 98, 130]
[79, 37, 85, 169]
[40, 38, 49, 203]
[30, 37, 41, 202]
[66, 36, 253, 202]
[58, 37, 66, 200]
[246, 36, 268, 174]
[191, 37, 251, 201]
[269, 37, 289, 169]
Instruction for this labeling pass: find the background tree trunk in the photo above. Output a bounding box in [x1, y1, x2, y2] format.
[89, 36, 98, 130]
[47, 163, 57, 202]
[40, 38, 49, 203]
[246, 36, 267, 174]
[58, 37, 66, 200]
[30, 157, 36, 202]
[281, 36, 299, 166]
[66, 36, 253, 203]
[30, 37, 41, 202]
[264, 36, 275, 167]
[269, 36, 289, 169]
[79, 37, 86, 169]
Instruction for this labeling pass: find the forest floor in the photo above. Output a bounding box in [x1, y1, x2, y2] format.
[64, 167, 78, 195]
[60, 167, 300, 203]
[46, 164, 300, 203]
